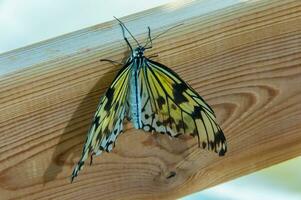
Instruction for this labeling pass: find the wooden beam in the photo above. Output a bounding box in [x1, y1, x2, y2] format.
[1, 0, 301, 199]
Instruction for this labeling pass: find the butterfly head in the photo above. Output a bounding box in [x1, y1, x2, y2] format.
[133, 46, 145, 58]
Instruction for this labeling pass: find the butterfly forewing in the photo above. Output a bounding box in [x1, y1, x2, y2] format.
[139, 59, 227, 156]
[71, 63, 131, 181]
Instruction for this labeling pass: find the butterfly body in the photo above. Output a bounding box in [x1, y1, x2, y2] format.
[128, 47, 145, 129]
[71, 19, 227, 182]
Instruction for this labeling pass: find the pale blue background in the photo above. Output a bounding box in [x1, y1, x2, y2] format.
[0, 0, 300, 199]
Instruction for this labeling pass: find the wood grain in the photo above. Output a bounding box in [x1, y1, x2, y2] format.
[1, 0, 301, 199]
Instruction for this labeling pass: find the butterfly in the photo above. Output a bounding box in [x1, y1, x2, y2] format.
[71, 17, 227, 182]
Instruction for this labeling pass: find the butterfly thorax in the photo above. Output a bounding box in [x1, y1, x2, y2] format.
[128, 46, 145, 129]
[132, 46, 145, 58]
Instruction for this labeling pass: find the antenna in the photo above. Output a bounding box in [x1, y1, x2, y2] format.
[144, 23, 183, 48]
[113, 16, 140, 46]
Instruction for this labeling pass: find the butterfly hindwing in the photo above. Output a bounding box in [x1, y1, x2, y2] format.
[71, 63, 131, 181]
[139, 59, 227, 156]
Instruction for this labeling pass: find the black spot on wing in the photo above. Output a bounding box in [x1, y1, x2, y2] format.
[190, 128, 201, 147]
[215, 130, 227, 156]
[93, 115, 100, 130]
[191, 129, 198, 137]
[157, 96, 166, 109]
[99, 146, 105, 151]
[115, 102, 119, 111]
[104, 87, 114, 111]
[191, 106, 202, 119]
[219, 147, 227, 156]
[105, 141, 113, 152]
[172, 83, 188, 104]
[176, 120, 187, 132]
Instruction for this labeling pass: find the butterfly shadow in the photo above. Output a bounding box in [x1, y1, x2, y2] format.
[43, 50, 131, 184]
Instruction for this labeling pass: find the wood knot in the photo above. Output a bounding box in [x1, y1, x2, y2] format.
[166, 171, 176, 179]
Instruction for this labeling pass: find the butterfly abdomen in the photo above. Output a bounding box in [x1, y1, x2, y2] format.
[129, 58, 143, 129]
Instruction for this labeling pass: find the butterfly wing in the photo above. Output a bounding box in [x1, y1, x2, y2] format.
[71, 63, 132, 182]
[139, 59, 227, 156]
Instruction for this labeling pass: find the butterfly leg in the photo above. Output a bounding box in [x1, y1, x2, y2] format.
[100, 58, 125, 66]
[148, 54, 158, 59]
[89, 152, 95, 166]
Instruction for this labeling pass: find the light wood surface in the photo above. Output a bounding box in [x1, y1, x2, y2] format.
[1, 0, 301, 199]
